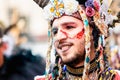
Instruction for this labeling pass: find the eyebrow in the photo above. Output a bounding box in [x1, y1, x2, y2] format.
[61, 22, 77, 27]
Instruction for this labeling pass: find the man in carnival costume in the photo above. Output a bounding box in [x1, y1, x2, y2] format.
[34, 0, 120, 80]
[0, 22, 46, 80]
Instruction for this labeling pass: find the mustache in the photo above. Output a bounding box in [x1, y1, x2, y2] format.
[54, 40, 73, 49]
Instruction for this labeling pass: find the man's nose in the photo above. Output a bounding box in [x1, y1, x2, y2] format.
[56, 29, 67, 40]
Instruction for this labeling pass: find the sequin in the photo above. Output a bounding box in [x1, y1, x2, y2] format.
[106, 71, 109, 75]
[48, 31, 51, 37]
[86, 56, 90, 63]
[84, 20, 89, 26]
[63, 65, 67, 72]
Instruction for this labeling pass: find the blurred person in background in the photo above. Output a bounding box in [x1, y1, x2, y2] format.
[3, 24, 19, 57]
[110, 12, 120, 70]
[3, 17, 28, 56]
[0, 19, 46, 80]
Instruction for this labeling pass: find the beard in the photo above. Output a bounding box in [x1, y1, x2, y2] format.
[57, 50, 85, 67]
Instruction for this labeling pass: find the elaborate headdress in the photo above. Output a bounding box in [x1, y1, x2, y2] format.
[34, 0, 113, 79]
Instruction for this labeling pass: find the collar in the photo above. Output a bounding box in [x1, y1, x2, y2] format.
[66, 58, 98, 76]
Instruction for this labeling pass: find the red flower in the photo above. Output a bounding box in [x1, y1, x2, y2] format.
[86, 6, 95, 17]
[93, 1, 100, 11]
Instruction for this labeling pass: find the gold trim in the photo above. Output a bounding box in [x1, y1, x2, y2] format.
[66, 60, 97, 75]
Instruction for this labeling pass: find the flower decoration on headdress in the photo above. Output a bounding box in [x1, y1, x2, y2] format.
[44, 0, 79, 21]
[85, 0, 93, 7]
[93, 0, 100, 11]
[44, 4, 54, 20]
[86, 6, 95, 17]
[64, 0, 78, 15]
[50, 0, 64, 17]
[85, 0, 100, 17]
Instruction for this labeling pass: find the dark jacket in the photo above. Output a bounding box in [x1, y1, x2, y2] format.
[0, 49, 45, 80]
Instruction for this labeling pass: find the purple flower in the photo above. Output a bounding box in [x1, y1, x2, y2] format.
[86, 6, 95, 17]
[85, 0, 93, 7]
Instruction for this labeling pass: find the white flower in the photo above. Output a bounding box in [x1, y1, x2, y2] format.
[44, 0, 79, 21]
[64, 0, 79, 15]
[44, 3, 54, 21]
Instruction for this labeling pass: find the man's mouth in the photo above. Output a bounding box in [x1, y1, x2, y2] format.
[58, 43, 73, 52]
[61, 46, 71, 52]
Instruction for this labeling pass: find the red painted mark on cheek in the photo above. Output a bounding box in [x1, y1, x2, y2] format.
[60, 29, 84, 39]
[76, 29, 84, 39]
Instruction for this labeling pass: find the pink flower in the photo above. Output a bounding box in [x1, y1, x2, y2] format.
[93, 1, 100, 11]
[86, 6, 95, 17]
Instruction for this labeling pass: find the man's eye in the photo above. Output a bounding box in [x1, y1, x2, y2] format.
[52, 28, 58, 35]
[66, 26, 74, 29]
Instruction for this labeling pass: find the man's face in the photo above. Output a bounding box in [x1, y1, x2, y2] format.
[52, 16, 85, 64]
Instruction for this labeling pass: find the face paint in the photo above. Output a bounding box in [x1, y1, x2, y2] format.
[76, 29, 84, 39]
[60, 30, 68, 38]
[60, 28, 84, 39]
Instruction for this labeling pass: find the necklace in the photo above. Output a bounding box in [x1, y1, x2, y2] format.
[66, 58, 98, 76]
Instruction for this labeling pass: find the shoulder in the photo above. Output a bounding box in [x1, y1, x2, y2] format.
[114, 70, 120, 80]
[34, 75, 45, 80]
[99, 67, 120, 80]
[34, 74, 52, 80]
